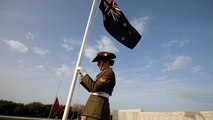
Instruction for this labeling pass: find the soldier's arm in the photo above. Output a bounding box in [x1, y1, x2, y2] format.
[80, 74, 93, 92]
[80, 71, 113, 92]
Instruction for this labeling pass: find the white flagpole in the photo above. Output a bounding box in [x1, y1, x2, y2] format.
[62, 0, 98, 119]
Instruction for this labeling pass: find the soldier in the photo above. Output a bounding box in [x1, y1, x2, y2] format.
[77, 51, 116, 120]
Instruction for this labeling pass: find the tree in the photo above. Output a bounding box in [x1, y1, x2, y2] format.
[0, 99, 85, 119]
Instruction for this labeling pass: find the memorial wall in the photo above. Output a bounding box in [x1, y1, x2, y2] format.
[112, 109, 213, 120]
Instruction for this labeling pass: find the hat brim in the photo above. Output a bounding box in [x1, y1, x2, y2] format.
[92, 56, 101, 62]
[92, 54, 116, 62]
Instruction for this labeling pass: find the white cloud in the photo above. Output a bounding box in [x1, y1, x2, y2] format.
[161, 55, 192, 72]
[25, 32, 34, 40]
[35, 65, 45, 71]
[96, 36, 119, 53]
[62, 38, 79, 51]
[148, 78, 185, 94]
[85, 35, 119, 61]
[85, 46, 98, 61]
[131, 16, 150, 35]
[145, 59, 156, 69]
[163, 39, 189, 48]
[54, 64, 73, 76]
[33, 47, 49, 56]
[3, 40, 28, 53]
[191, 65, 204, 74]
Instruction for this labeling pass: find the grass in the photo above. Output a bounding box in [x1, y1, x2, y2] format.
[0, 117, 23, 120]
[0, 116, 60, 120]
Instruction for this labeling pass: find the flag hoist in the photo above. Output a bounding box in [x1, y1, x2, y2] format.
[62, 0, 99, 119]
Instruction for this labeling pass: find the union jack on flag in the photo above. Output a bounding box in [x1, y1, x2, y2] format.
[103, 0, 121, 21]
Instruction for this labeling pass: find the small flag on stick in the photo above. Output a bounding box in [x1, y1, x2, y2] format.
[53, 97, 62, 116]
[99, 0, 142, 49]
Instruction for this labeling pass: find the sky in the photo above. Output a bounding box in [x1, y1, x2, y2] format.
[0, 0, 213, 112]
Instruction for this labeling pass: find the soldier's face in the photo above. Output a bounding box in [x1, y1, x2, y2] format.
[97, 61, 104, 69]
[97, 61, 102, 66]
[97, 60, 109, 71]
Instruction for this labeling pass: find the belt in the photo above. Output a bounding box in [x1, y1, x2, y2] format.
[91, 92, 110, 99]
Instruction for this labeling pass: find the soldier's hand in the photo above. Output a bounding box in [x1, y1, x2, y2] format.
[76, 67, 87, 77]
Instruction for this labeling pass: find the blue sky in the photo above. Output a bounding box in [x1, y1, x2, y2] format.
[0, 0, 213, 112]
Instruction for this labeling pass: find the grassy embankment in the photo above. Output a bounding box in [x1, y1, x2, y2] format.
[0, 116, 60, 120]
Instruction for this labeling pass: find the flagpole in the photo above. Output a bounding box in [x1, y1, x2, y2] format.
[62, 0, 98, 119]
[48, 100, 54, 118]
[48, 71, 65, 119]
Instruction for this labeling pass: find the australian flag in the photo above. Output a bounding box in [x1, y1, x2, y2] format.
[99, 0, 142, 49]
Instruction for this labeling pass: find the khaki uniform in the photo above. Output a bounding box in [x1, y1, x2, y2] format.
[80, 68, 116, 120]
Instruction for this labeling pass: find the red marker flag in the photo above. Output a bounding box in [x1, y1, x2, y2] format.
[53, 97, 62, 116]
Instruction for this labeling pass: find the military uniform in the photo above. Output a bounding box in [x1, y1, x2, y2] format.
[78, 51, 116, 120]
[80, 68, 116, 120]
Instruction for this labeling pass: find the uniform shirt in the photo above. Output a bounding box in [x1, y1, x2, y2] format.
[80, 68, 116, 119]
[80, 68, 116, 96]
